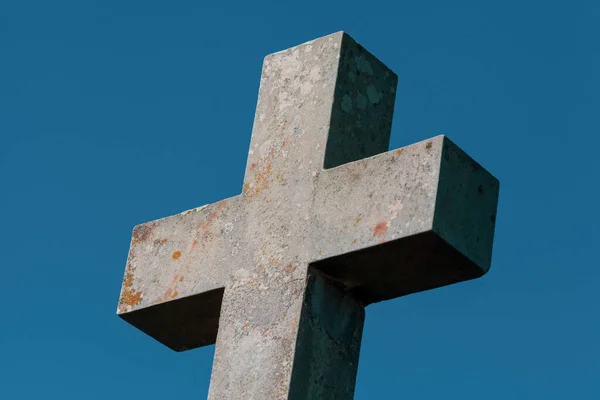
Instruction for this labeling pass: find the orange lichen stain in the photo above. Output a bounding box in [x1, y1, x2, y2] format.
[243, 322, 249, 328]
[269, 257, 278, 264]
[352, 239, 357, 245]
[119, 288, 143, 310]
[426, 141, 432, 149]
[395, 148, 404, 156]
[179, 276, 184, 282]
[245, 150, 277, 200]
[131, 222, 156, 245]
[160, 238, 168, 244]
[243, 183, 250, 192]
[353, 215, 362, 227]
[191, 240, 198, 251]
[250, 279, 255, 284]
[286, 264, 296, 273]
[171, 290, 179, 299]
[172, 250, 182, 260]
[317, 250, 323, 255]
[373, 222, 388, 236]
[119, 263, 143, 312]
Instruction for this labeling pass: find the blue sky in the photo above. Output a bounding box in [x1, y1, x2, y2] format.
[1, 1, 598, 398]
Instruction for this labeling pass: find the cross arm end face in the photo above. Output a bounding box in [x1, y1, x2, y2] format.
[311, 135, 499, 305]
[116, 195, 245, 351]
[433, 136, 499, 274]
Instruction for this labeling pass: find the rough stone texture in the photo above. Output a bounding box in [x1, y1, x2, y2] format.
[117, 31, 500, 399]
[311, 135, 499, 304]
[118, 196, 246, 350]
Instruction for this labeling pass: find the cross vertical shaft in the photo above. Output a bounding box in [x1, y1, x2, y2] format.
[209, 32, 397, 399]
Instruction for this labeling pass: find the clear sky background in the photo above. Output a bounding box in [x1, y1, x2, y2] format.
[1, 1, 598, 399]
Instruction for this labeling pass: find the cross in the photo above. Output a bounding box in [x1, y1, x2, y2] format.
[117, 31, 499, 399]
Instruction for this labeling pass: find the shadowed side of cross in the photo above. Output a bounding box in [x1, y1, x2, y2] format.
[118, 32, 499, 399]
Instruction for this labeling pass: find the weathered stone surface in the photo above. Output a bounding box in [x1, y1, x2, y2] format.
[311, 135, 499, 304]
[117, 31, 500, 399]
[118, 196, 246, 350]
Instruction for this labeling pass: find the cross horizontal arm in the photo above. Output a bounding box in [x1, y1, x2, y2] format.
[117, 195, 246, 350]
[310, 135, 499, 304]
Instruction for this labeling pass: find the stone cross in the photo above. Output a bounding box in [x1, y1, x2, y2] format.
[117, 31, 499, 399]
